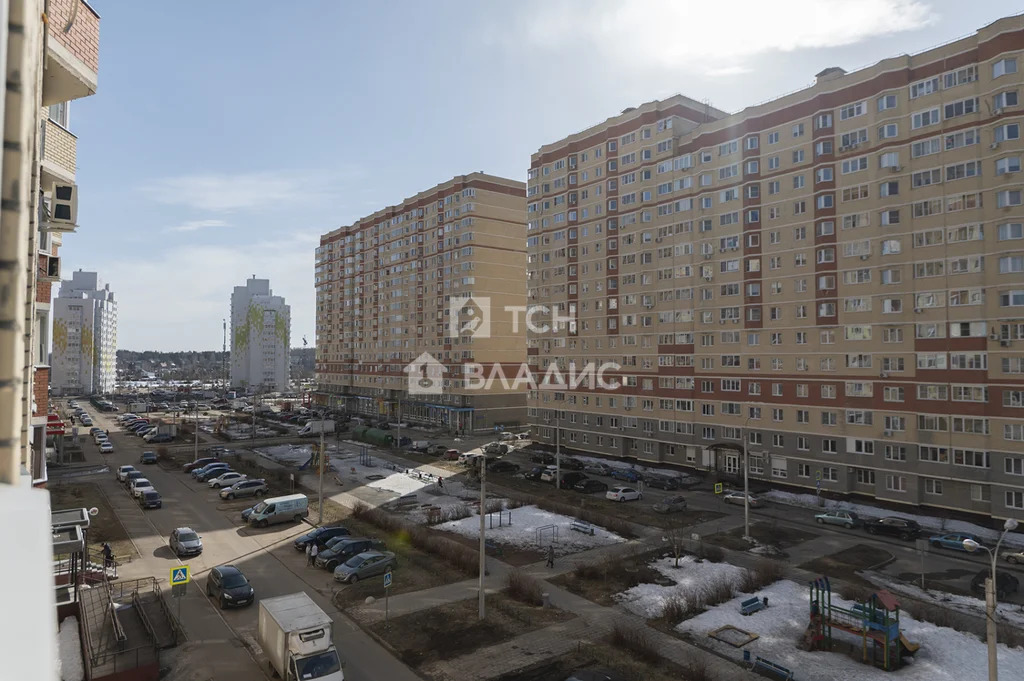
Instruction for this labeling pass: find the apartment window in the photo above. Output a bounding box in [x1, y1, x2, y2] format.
[793, 123, 805, 137]
[996, 157, 1021, 175]
[878, 123, 898, 140]
[911, 108, 940, 129]
[877, 94, 897, 111]
[48, 102, 69, 128]
[993, 58, 1018, 78]
[885, 445, 907, 461]
[995, 123, 1020, 142]
[797, 464, 811, 478]
[886, 475, 907, 493]
[1008, 491, 1024, 510]
[924, 479, 943, 496]
[998, 190, 1023, 208]
[993, 90, 1019, 110]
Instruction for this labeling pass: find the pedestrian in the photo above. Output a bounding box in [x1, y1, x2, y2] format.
[101, 542, 113, 570]
[546, 544, 555, 569]
[310, 542, 319, 566]
[305, 541, 313, 566]
[438, 477, 444, 490]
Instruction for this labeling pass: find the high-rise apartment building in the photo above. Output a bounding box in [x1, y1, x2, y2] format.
[52, 271, 118, 395]
[315, 173, 527, 433]
[230, 276, 291, 393]
[527, 16, 1024, 520]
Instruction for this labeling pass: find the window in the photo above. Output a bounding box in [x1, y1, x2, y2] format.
[48, 102, 69, 128]
[994, 90, 1019, 110]
[944, 97, 979, 120]
[1007, 491, 1024, 510]
[911, 108, 940, 129]
[993, 58, 1018, 79]
[995, 123, 1020, 142]
[998, 190, 1022, 208]
[839, 102, 865, 120]
[886, 475, 907, 492]
[996, 157, 1021, 175]
[924, 479, 943, 496]
[878, 123, 898, 140]
[999, 223, 1024, 241]
[877, 94, 897, 111]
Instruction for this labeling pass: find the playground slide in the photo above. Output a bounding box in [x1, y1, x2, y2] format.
[898, 633, 920, 655]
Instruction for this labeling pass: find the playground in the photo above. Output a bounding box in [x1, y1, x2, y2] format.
[678, 579, 1024, 681]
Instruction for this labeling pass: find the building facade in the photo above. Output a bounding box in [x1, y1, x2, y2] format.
[315, 173, 527, 433]
[52, 271, 117, 395]
[527, 16, 1024, 520]
[230, 277, 291, 393]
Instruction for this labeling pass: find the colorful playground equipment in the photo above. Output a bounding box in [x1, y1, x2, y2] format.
[807, 576, 920, 671]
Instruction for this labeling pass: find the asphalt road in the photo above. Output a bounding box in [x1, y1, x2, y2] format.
[80, 405, 420, 681]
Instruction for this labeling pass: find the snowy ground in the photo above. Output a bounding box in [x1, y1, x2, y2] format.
[570, 454, 698, 482]
[437, 504, 625, 555]
[678, 579, 1024, 681]
[615, 556, 748, 618]
[58, 616, 83, 681]
[862, 571, 1024, 629]
[763, 490, 1024, 549]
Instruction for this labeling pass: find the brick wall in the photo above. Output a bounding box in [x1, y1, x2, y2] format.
[33, 368, 49, 417]
[37, 280, 51, 303]
[43, 118, 76, 176]
[47, 0, 100, 73]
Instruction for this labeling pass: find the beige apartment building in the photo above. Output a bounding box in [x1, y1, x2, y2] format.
[315, 173, 527, 433]
[527, 15, 1024, 520]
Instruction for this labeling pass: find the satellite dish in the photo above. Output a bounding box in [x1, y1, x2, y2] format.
[88, 507, 99, 517]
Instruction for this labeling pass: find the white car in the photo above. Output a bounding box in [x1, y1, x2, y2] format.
[99, 442, 114, 454]
[606, 486, 642, 502]
[539, 466, 560, 482]
[116, 465, 136, 482]
[208, 471, 247, 488]
[130, 478, 154, 497]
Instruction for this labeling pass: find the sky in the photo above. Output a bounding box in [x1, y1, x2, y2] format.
[65, 0, 1021, 351]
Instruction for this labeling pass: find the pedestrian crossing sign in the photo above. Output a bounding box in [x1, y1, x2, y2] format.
[714, 483, 723, 494]
[170, 566, 190, 586]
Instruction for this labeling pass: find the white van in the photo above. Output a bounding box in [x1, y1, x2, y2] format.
[247, 493, 309, 528]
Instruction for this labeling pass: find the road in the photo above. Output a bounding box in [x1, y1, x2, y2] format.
[78, 405, 420, 681]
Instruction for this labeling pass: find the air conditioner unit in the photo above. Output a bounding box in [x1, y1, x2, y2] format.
[719, 319, 726, 325]
[860, 254, 869, 260]
[731, 246, 739, 251]
[990, 332, 1001, 341]
[655, 237, 663, 243]
[838, 145, 849, 152]
[1002, 340, 1011, 347]
[914, 308, 922, 313]
[883, 430, 893, 437]
[42, 182, 78, 232]
[703, 253, 712, 259]
[994, 107, 1004, 115]
[732, 318, 739, 324]
[703, 275, 713, 282]
[889, 165, 902, 173]
[880, 371, 889, 379]
[992, 142, 1001, 150]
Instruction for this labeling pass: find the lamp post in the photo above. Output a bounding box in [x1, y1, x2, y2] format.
[964, 517, 1019, 681]
[193, 406, 200, 462]
[317, 408, 326, 524]
[741, 415, 753, 540]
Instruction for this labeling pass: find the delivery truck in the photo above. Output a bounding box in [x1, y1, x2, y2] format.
[258, 592, 343, 681]
[298, 420, 335, 437]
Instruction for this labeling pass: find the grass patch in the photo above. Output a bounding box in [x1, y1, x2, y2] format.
[369, 594, 572, 670]
[705, 520, 817, 552]
[553, 548, 671, 607]
[505, 570, 544, 607]
[606, 621, 659, 664]
[801, 544, 892, 588]
[49, 482, 138, 561]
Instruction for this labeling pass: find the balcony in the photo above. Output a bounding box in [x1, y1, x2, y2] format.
[41, 118, 76, 184]
[42, 0, 100, 106]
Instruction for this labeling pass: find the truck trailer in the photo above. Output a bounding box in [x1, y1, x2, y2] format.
[257, 592, 343, 681]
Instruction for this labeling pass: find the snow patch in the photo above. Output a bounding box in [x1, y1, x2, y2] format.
[678, 579, 1024, 681]
[436, 504, 625, 555]
[58, 616, 84, 681]
[615, 556, 748, 618]
[366, 472, 430, 496]
[862, 572, 1024, 630]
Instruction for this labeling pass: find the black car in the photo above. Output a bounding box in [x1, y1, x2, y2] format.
[524, 466, 546, 481]
[530, 452, 556, 465]
[970, 569, 1020, 600]
[315, 537, 386, 571]
[864, 516, 922, 540]
[560, 458, 585, 471]
[487, 460, 520, 474]
[139, 490, 162, 509]
[574, 479, 609, 493]
[294, 526, 351, 551]
[644, 475, 682, 490]
[206, 565, 254, 609]
[140, 451, 158, 465]
[558, 472, 588, 489]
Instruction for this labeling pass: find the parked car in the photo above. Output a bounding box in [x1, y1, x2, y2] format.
[930, 533, 984, 552]
[426, 444, 449, 456]
[524, 466, 546, 481]
[970, 569, 1020, 600]
[130, 478, 155, 498]
[539, 466, 560, 483]
[192, 462, 229, 479]
[116, 465, 136, 482]
[653, 495, 689, 513]
[147, 433, 175, 444]
[123, 471, 144, 488]
[483, 443, 509, 456]
[99, 442, 114, 454]
[206, 565, 254, 609]
[814, 510, 861, 528]
[560, 458, 585, 471]
[606, 486, 642, 502]
[316, 538, 386, 571]
[220, 479, 269, 500]
[169, 527, 203, 557]
[722, 491, 763, 508]
[1004, 549, 1024, 564]
[241, 504, 258, 523]
[138, 490, 162, 509]
[644, 474, 682, 490]
[864, 516, 921, 540]
[529, 452, 556, 465]
[574, 479, 609, 494]
[184, 456, 219, 473]
[583, 463, 612, 476]
[440, 449, 460, 461]
[294, 526, 351, 551]
[487, 460, 520, 474]
[558, 472, 588, 489]
[208, 471, 247, 488]
[140, 451, 158, 464]
[333, 551, 397, 584]
[609, 468, 642, 483]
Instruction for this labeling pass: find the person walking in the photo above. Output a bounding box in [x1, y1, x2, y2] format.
[305, 541, 313, 566]
[310, 542, 319, 567]
[101, 542, 113, 571]
[546, 544, 555, 569]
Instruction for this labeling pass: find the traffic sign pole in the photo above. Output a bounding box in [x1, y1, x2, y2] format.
[384, 567, 392, 627]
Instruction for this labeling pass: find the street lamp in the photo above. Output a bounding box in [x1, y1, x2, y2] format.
[741, 415, 753, 540]
[964, 517, 1019, 681]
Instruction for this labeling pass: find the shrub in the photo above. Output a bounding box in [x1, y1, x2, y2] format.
[739, 559, 784, 593]
[573, 561, 603, 581]
[699, 576, 736, 607]
[660, 596, 687, 624]
[606, 621, 659, 664]
[682, 657, 713, 681]
[505, 570, 544, 606]
[483, 498, 505, 514]
[837, 583, 873, 604]
[698, 543, 725, 563]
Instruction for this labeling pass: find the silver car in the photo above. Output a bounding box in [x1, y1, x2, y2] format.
[220, 479, 268, 500]
[333, 551, 397, 584]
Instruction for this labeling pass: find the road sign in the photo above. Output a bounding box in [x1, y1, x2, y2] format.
[170, 566, 190, 586]
[714, 482, 723, 494]
[816, 479, 821, 489]
[383, 569, 393, 588]
[815, 471, 822, 481]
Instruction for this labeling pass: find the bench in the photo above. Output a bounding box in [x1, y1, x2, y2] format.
[570, 519, 595, 536]
[740, 596, 765, 615]
[743, 651, 793, 680]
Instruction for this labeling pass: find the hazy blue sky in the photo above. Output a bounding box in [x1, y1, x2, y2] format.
[65, 0, 1020, 350]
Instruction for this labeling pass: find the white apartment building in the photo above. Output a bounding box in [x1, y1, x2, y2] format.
[230, 276, 291, 393]
[51, 271, 117, 396]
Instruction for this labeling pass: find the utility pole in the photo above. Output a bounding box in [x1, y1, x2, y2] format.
[222, 319, 227, 395]
[742, 416, 752, 540]
[478, 456, 486, 620]
[555, 424, 561, 490]
[396, 399, 402, 451]
[193, 406, 200, 462]
[318, 409, 326, 523]
[251, 387, 258, 441]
